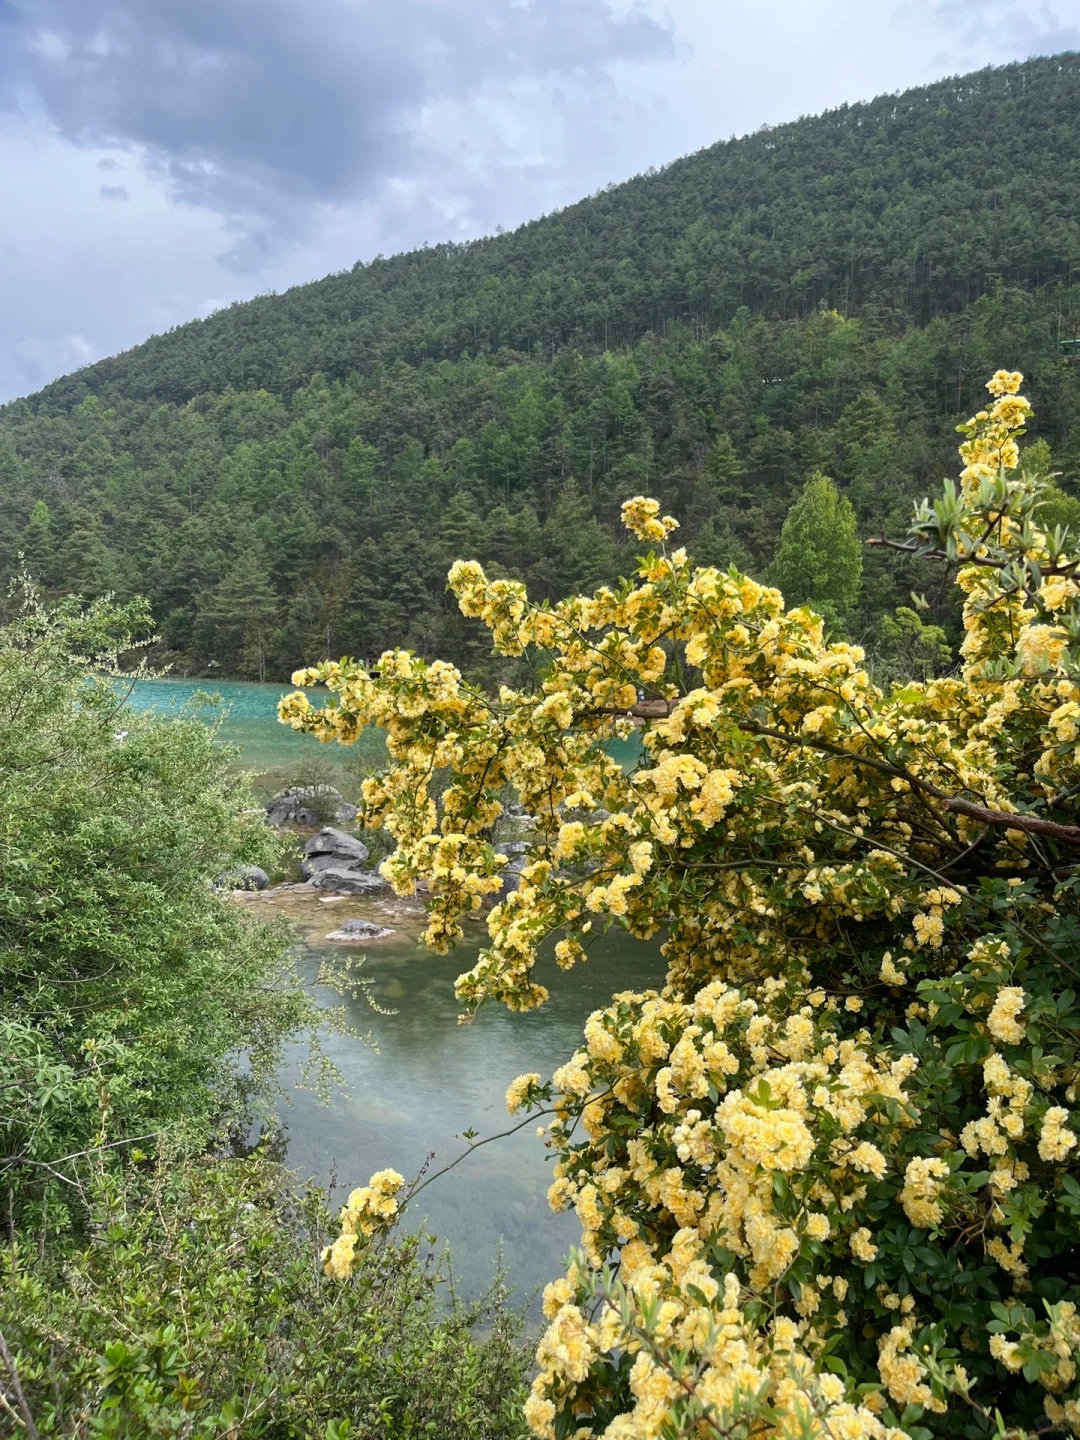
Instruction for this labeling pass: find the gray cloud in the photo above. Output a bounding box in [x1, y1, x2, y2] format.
[0, 0, 670, 238]
[98, 183, 129, 200]
[928, 0, 1080, 52]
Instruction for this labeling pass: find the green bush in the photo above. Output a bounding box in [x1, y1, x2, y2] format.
[1, 1152, 530, 1438]
[0, 589, 314, 1231]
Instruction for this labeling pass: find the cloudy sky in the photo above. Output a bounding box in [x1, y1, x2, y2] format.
[0, 0, 1078, 403]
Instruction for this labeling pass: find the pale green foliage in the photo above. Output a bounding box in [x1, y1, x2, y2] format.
[872, 605, 952, 684]
[0, 588, 312, 1231]
[1038, 482, 1080, 541]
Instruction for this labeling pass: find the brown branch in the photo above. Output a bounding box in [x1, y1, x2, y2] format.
[604, 664, 1080, 849]
[942, 796, 1080, 842]
[746, 723, 1080, 845]
[0, 1329, 40, 1440]
[865, 536, 1008, 568]
[866, 534, 1080, 580]
[620, 702, 1080, 847]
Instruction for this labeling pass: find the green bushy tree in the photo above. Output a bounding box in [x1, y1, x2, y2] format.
[195, 551, 280, 679]
[770, 471, 862, 631]
[871, 604, 953, 684]
[0, 588, 312, 1233]
[0, 589, 530, 1440]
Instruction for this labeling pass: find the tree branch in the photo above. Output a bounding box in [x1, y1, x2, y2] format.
[745, 723, 1080, 844]
[611, 683, 1080, 845]
[865, 534, 1080, 580]
[0, 1329, 40, 1440]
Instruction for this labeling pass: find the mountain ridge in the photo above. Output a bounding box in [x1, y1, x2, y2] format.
[8, 51, 1079, 416]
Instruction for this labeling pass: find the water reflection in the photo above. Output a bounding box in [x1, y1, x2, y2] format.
[270, 896, 663, 1309]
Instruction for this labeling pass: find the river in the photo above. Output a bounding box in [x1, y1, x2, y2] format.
[124, 678, 664, 1309]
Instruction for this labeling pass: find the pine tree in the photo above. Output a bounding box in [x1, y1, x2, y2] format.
[197, 552, 279, 680]
[21, 500, 54, 587]
[770, 472, 861, 632]
[538, 479, 617, 600]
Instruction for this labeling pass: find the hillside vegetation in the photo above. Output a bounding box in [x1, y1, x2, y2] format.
[2, 53, 1080, 677]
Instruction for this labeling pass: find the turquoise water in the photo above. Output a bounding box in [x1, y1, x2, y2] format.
[276, 914, 660, 1308]
[122, 675, 637, 791]
[121, 677, 385, 794]
[124, 677, 662, 1309]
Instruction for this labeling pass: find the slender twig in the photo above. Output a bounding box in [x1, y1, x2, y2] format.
[0, 1328, 40, 1440]
[0, 1386, 24, 1433]
[0, 1132, 158, 1176]
[680, 860, 796, 871]
[1044, 781, 1080, 811]
[403, 1108, 557, 1208]
[937, 828, 990, 873]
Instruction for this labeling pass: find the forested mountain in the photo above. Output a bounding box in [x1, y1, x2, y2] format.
[2, 52, 1080, 679]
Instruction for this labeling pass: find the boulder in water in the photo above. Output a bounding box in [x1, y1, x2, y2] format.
[301, 826, 370, 877]
[324, 917, 395, 942]
[495, 841, 529, 899]
[215, 864, 269, 891]
[309, 865, 390, 896]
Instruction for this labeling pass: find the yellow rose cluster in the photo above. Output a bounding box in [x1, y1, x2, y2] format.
[322, 1168, 404, 1279]
[286, 373, 1080, 1439]
[511, 974, 948, 1432]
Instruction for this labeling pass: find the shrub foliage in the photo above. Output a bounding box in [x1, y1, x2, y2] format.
[2, 1153, 530, 1438]
[0, 592, 533, 1439]
[0, 593, 307, 1236]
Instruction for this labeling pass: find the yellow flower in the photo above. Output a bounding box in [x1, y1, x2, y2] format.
[621, 496, 679, 544]
[554, 937, 586, 969]
[880, 953, 907, 986]
[986, 369, 1024, 396]
[506, 1072, 542, 1114]
[1039, 1106, 1077, 1161]
[1040, 576, 1079, 613]
[899, 1156, 950, 1228]
[912, 911, 944, 949]
[851, 1227, 878, 1262]
[1016, 624, 1069, 675]
[987, 986, 1027, 1045]
[805, 1212, 831, 1241]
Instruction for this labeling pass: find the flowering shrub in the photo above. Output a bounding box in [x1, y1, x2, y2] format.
[283, 372, 1080, 1440]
